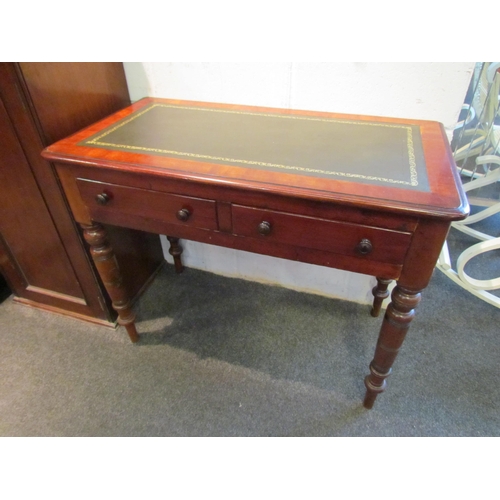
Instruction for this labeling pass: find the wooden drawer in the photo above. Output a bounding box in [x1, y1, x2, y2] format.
[77, 179, 218, 230]
[232, 205, 412, 265]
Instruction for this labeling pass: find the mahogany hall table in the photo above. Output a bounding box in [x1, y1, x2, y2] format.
[42, 97, 468, 408]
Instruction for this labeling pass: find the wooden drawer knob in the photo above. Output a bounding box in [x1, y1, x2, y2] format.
[95, 192, 110, 205]
[356, 238, 373, 255]
[176, 208, 191, 222]
[258, 221, 272, 236]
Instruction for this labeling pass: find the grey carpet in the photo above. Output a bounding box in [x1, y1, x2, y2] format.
[0, 262, 499, 436]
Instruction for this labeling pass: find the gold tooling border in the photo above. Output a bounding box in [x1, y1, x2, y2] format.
[85, 103, 419, 186]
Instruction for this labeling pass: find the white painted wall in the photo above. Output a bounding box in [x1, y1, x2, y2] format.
[123, 62, 474, 305]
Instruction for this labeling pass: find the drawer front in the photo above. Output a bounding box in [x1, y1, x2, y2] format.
[77, 179, 218, 230]
[232, 205, 412, 264]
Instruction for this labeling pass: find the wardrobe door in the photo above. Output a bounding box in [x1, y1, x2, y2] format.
[0, 95, 107, 316]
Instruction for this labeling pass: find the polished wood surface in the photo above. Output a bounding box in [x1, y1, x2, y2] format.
[18, 62, 130, 145]
[0, 64, 163, 324]
[44, 97, 467, 218]
[43, 97, 469, 407]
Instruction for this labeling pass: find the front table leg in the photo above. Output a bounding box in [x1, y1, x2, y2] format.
[82, 223, 139, 343]
[363, 285, 421, 409]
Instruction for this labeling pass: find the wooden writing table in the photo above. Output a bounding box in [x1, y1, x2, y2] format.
[42, 98, 468, 408]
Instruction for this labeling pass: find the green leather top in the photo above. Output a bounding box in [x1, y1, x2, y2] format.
[80, 103, 430, 191]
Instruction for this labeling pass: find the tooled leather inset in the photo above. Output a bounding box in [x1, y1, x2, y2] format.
[80, 104, 429, 191]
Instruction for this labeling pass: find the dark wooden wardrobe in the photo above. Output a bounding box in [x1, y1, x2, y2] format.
[0, 63, 163, 326]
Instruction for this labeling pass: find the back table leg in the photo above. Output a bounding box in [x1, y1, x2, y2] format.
[167, 236, 184, 274]
[82, 222, 139, 343]
[371, 277, 392, 317]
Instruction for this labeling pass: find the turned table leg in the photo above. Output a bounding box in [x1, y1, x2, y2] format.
[371, 277, 392, 317]
[82, 222, 139, 343]
[363, 285, 421, 409]
[167, 236, 184, 274]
